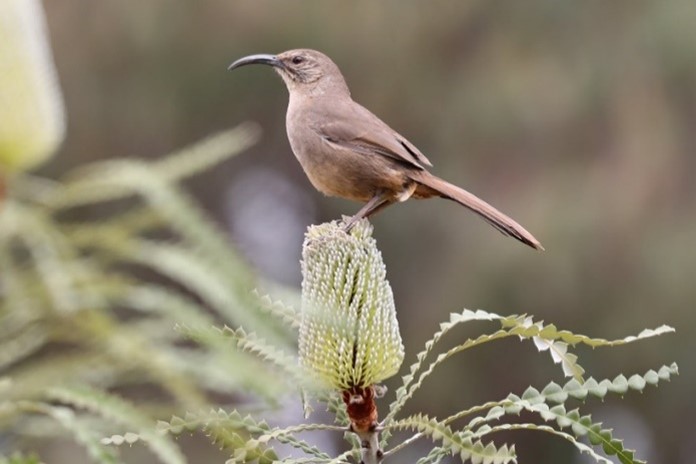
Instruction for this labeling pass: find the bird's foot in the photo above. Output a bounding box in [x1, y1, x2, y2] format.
[341, 214, 363, 234]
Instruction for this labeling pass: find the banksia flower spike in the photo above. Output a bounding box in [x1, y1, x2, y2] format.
[299, 219, 403, 455]
[0, 0, 65, 179]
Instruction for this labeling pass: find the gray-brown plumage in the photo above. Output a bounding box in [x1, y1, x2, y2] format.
[228, 49, 543, 250]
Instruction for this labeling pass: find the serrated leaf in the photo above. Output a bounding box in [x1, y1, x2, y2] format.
[28, 402, 121, 464]
[47, 385, 186, 464]
[627, 374, 645, 391]
[533, 338, 585, 380]
[658, 363, 678, 379]
[541, 382, 568, 404]
[584, 378, 608, 398]
[521, 387, 541, 402]
[563, 379, 588, 400]
[472, 422, 614, 463]
[609, 375, 629, 394]
[178, 324, 301, 391]
[388, 415, 515, 464]
[384, 308, 507, 427]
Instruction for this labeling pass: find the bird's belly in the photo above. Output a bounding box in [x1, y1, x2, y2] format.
[289, 136, 407, 202]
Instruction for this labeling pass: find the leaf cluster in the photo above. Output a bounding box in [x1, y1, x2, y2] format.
[0, 123, 297, 462]
[142, 309, 675, 463]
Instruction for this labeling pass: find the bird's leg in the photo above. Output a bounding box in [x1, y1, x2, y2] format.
[343, 192, 394, 232]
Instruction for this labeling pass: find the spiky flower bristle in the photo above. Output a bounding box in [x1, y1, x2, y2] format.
[299, 219, 404, 391]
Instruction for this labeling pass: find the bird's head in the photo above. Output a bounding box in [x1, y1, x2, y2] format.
[228, 49, 350, 96]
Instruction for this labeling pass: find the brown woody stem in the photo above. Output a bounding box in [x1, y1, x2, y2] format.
[343, 385, 383, 463]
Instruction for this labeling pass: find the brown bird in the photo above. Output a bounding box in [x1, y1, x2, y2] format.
[228, 49, 543, 250]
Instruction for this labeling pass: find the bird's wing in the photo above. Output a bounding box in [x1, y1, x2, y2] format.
[311, 100, 432, 170]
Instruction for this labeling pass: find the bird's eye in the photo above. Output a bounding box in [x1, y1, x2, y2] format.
[291, 56, 304, 65]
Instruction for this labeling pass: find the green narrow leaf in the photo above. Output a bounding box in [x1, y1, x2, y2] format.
[0, 452, 43, 464]
[472, 422, 613, 463]
[507, 318, 675, 349]
[6, 203, 83, 313]
[54, 125, 259, 208]
[17, 401, 122, 464]
[388, 414, 516, 464]
[177, 324, 301, 393]
[528, 404, 644, 463]
[257, 423, 343, 460]
[450, 364, 678, 458]
[533, 338, 585, 380]
[252, 289, 301, 329]
[385, 310, 512, 429]
[46, 385, 186, 464]
[0, 325, 47, 371]
[387, 309, 506, 416]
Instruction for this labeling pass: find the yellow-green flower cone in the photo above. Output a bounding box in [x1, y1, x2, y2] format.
[0, 0, 65, 174]
[299, 219, 404, 391]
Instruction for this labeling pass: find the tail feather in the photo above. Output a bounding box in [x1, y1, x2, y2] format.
[412, 172, 544, 250]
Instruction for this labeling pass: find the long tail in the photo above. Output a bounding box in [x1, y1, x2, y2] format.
[411, 171, 544, 250]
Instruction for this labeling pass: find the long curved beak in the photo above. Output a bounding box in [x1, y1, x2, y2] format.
[228, 54, 284, 71]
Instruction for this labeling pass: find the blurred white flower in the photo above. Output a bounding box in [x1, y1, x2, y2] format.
[0, 0, 65, 174]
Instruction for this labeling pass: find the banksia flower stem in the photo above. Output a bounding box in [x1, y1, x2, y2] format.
[299, 219, 403, 463]
[344, 385, 382, 463]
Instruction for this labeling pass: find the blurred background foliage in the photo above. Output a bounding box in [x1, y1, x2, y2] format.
[2, 0, 694, 462]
